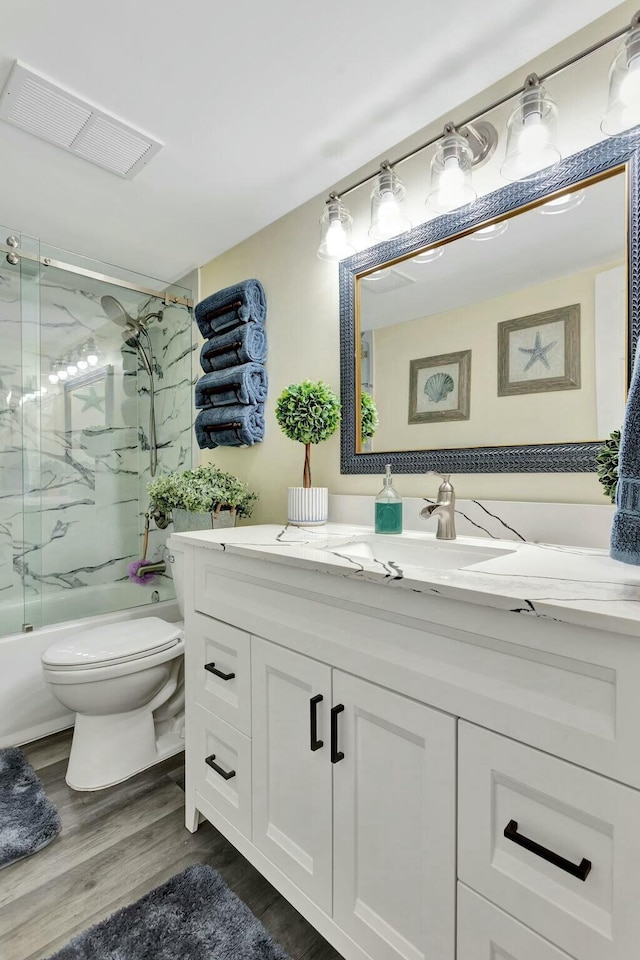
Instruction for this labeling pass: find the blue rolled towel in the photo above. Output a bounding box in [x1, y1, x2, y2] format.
[200, 324, 267, 373]
[195, 363, 268, 409]
[195, 404, 265, 449]
[611, 354, 640, 564]
[195, 279, 266, 338]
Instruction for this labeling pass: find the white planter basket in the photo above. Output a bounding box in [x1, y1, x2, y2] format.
[172, 508, 237, 532]
[287, 487, 329, 526]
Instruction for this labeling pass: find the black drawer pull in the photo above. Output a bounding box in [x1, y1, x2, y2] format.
[330, 704, 344, 763]
[310, 694, 324, 751]
[504, 820, 591, 881]
[204, 662, 235, 681]
[205, 753, 236, 780]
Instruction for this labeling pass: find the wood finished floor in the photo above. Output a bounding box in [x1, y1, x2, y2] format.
[0, 730, 342, 960]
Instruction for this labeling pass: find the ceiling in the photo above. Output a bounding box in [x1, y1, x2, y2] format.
[0, 0, 625, 283]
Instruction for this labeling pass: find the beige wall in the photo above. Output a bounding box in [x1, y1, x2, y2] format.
[372, 263, 622, 452]
[199, 4, 635, 523]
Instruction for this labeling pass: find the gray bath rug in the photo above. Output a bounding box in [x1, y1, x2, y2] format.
[47, 864, 290, 959]
[0, 747, 61, 869]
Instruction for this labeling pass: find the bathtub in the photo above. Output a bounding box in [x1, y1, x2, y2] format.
[0, 582, 180, 749]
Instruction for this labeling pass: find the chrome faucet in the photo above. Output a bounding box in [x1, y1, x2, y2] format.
[420, 473, 456, 540]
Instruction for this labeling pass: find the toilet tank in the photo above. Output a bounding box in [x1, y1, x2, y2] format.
[166, 537, 185, 617]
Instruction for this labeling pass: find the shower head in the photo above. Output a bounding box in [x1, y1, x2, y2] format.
[101, 295, 144, 335]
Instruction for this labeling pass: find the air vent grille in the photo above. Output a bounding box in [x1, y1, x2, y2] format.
[0, 62, 162, 179]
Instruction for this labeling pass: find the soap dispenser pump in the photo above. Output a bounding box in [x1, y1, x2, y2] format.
[375, 464, 403, 534]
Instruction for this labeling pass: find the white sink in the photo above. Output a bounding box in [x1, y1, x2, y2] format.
[311, 534, 515, 572]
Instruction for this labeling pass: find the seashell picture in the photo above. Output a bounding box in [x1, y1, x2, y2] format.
[409, 350, 471, 424]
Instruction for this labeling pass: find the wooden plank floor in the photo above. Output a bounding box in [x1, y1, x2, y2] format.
[0, 730, 342, 960]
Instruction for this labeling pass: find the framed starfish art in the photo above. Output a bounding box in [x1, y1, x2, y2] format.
[497, 305, 581, 397]
[64, 365, 114, 433]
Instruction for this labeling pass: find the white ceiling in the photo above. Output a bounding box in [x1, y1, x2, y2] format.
[0, 0, 624, 283]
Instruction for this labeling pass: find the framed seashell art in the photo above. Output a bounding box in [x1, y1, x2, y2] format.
[408, 350, 471, 424]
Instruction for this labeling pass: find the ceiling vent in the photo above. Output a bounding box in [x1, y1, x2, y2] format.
[0, 61, 162, 179]
[361, 268, 415, 294]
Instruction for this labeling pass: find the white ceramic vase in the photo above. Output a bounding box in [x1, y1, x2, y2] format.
[287, 487, 329, 526]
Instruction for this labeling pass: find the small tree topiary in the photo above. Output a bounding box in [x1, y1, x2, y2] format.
[275, 380, 341, 487]
[596, 428, 621, 504]
[361, 391, 379, 445]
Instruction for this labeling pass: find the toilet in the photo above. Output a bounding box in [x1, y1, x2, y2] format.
[41, 537, 186, 791]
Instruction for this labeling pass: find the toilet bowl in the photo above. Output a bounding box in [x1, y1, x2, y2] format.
[41, 537, 187, 791]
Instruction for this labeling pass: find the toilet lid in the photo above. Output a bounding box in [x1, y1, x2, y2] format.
[41, 617, 183, 668]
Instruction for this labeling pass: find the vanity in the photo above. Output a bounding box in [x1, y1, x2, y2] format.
[177, 523, 640, 960]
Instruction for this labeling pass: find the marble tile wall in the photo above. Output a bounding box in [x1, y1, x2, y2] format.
[0, 257, 195, 636]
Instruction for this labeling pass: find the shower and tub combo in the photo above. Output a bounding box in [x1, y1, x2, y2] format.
[0, 227, 196, 783]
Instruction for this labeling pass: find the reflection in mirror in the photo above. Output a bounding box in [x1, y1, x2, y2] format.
[358, 171, 627, 455]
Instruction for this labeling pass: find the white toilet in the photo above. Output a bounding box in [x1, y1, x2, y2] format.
[42, 537, 186, 791]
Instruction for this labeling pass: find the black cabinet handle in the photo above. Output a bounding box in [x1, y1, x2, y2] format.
[330, 704, 344, 763]
[504, 820, 591, 881]
[205, 753, 236, 780]
[204, 662, 235, 681]
[310, 694, 324, 751]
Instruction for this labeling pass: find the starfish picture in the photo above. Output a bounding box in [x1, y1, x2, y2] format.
[518, 331, 557, 372]
[74, 385, 105, 413]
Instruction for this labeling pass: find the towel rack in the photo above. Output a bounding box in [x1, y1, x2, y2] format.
[203, 299, 243, 321]
[204, 339, 243, 359]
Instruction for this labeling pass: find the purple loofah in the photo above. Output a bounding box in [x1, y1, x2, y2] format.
[128, 559, 157, 585]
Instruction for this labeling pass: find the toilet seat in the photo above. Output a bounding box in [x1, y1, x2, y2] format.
[42, 617, 183, 670]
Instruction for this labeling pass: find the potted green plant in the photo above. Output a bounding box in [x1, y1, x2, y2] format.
[147, 464, 258, 532]
[361, 391, 379, 447]
[596, 428, 621, 504]
[275, 379, 341, 525]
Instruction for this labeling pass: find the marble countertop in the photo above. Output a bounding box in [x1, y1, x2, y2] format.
[173, 523, 640, 638]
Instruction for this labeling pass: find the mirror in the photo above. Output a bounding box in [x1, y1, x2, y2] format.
[340, 132, 640, 474]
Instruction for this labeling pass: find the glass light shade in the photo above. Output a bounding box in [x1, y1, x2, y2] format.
[66, 363, 78, 376]
[501, 84, 560, 181]
[318, 197, 356, 261]
[77, 358, 89, 370]
[538, 188, 586, 215]
[426, 132, 476, 214]
[602, 25, 640, 135]
[48, 372, 59, 384]
[56, 366, 68, 380]
[369, 167, 412, 240]
[470, 221, 509, 241]
[412, 247, 444, 264]
[86, 340, 99, 366]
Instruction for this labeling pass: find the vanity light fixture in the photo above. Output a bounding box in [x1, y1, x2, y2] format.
[538, 188, 586, 215]
[602, 12, 640, 135]
[317, 193, 356, 261]
[318, 10, 639, 256]
[76, 345, 89, 371]
[55, 360, 68, 381]
[369, 162, 412, 240]
[469, 221, 509, 240]
[48, 363, 59, 385]
[501, 75, 561, 181]
[86, 339, 99, 366]
[412, 247, 445, 263]
[66, 359, 78, 376]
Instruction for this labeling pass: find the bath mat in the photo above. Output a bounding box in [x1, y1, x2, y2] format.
[47, 864, 290, 959]
[0, 747, 61, 870]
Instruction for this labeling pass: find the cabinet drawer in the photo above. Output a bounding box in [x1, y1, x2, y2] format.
[194, 704, 251, 838]
[458, 722, 640, 960]
[457, 884, 573, 960]
[192, 612, 251, 736]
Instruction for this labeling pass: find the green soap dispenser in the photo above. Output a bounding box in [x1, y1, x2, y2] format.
[375, 464, 403, 534]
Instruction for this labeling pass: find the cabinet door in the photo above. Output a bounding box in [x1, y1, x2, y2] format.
[252, 637, 332, 913]
[333, 671, 456, 960]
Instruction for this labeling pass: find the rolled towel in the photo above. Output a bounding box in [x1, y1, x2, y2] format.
[195, 279, 266, 337]
[195, 363, 268, 409]
[611, 353, 640, 564]
[200, 323, 267, 373]
[195, 404, 265, 449]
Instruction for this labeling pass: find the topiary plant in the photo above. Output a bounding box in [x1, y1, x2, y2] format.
[361, 391, 379, 445]
[275, 379, 341, 487]
[147, 464, 257, 518]
[596, 428, 621, 503]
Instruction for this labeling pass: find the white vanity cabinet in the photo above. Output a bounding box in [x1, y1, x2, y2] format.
[181, 538, 640, 960]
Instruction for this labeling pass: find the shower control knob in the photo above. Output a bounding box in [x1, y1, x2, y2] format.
[6, 235, 18, 247]
[6, 252, 19, 265]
